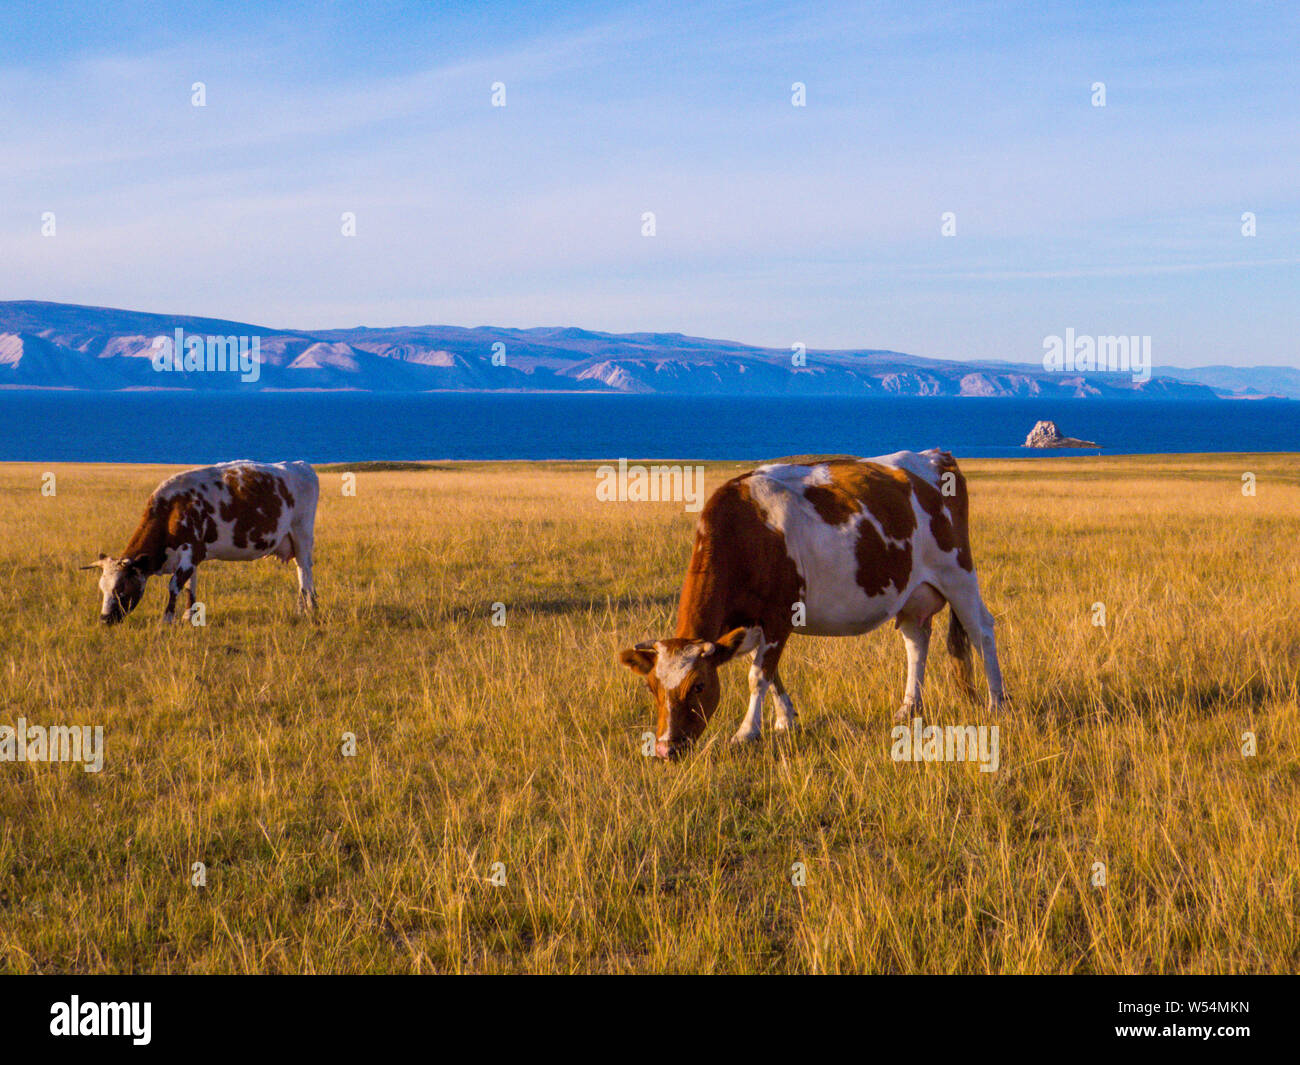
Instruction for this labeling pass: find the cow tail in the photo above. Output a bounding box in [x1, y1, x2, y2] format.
[947, 609, 978, 700]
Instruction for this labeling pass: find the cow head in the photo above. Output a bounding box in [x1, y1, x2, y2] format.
[82, 554, 148, 624]
[618, 627, 753, 758]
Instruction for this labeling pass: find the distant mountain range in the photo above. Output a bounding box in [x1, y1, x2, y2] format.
[0, 300, 1292, 398]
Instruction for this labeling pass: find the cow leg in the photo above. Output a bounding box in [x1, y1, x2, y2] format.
[732, 633, 770, 744]
[162, 548, 195, 625]
[937, 573, 1006, 710]
[734, 634, 791, 743]
[770, 670, 798, 733]
[894, 615, 931, 724]
[732, 662, 768, 745]
[290, 529, 317, 612]
[893, 583, 944, 723]
[181, 566, 200, 623]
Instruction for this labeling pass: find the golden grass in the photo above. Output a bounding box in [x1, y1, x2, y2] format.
[0, 454, 1297, 973]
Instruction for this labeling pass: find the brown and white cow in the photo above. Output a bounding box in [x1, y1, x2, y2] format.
[84, 460, 319, 625]
[619, 450, 1005, 758]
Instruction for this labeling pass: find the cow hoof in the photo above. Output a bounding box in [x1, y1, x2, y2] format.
[773, 718, 799, 734]
[160, 614, 176, 626]
[893, 705, 919, 724]
[730, 731, 761, 746]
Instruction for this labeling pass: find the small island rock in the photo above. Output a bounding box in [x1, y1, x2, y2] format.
[1023, 420, 1099, 448]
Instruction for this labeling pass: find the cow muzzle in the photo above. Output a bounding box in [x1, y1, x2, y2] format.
[656, 739, 686, 760]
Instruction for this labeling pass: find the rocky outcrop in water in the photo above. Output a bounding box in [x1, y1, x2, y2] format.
[1023, 420, 1099, 448]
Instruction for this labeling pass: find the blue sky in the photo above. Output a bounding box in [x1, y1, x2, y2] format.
[1, 0, 1297, 366]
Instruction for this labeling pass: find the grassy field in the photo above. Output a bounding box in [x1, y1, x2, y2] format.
[1, 454, 1297, 974]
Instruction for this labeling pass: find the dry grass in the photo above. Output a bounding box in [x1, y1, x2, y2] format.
[1, 454, 1297, 973]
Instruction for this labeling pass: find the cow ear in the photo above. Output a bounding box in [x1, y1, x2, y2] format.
[80, 555, 109, 571]
[703, 627, 754, 664]
[618, 644, 657, 675]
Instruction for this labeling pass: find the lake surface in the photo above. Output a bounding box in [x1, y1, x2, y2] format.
[2, 392, 1297, 463]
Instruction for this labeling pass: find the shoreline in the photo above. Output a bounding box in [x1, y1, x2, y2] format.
[1, 451, 1296, 468]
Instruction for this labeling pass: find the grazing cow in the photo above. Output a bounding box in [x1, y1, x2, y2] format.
[619, 450, 1005, 758]
[84, 460, 319, 625]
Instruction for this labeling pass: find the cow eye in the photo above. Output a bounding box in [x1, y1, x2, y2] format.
[690, 682, 705, 694]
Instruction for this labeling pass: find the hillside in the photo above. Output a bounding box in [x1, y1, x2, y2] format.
[0, 300, 1251, 397]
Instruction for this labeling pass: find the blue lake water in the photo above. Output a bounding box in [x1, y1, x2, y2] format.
[1, 391, 1297, 463]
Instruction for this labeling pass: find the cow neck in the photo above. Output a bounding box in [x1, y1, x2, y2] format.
[121, 505, 169, 576]
[673, 549, 729, 642]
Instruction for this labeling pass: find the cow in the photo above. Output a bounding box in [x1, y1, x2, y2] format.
[618, 450, 1005, 758]
[83, 460, 319, 625]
